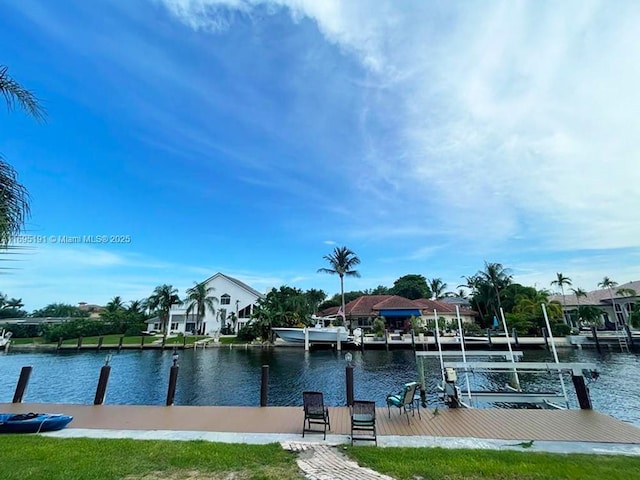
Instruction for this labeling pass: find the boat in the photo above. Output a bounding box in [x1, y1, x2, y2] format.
[272, 325, 349, 344]
[0, 329, 12, 348]
[0, 412, 73, 433]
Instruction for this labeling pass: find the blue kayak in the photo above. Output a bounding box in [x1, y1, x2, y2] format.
[0, 413, 73, 433]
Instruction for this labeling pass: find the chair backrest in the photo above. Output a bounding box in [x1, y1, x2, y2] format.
[352, 400, 376, 420]
[401, 382, 419, 406]
[303, 391, 325, 414]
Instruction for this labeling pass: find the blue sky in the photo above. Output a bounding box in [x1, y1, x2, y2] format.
[2, 0, 640, 311]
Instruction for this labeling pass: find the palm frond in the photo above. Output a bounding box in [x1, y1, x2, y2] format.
[0, 66, 46, 122]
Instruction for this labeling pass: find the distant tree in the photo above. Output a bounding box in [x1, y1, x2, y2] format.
[598, 277, 620, 326]
[477, 262, 512, 317]
[550, 273, 572, 325]
[428, 278, 447, 300]
[570, 287, 588, 325]
[444, 289, 468, 299]
[184, 282, 217, 335]
[147, 285, 180, 336]
[318, 246, 360, 330]
[304, 288, 326, 314]
[369, 285, 390, 295]
[105, 296, 125, 313]
[251, 286, 313, 340]
[390, 274, 431, 300]
[31, 303, 89, 318]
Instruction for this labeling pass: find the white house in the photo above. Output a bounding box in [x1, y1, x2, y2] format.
[146, 273, 264, 335]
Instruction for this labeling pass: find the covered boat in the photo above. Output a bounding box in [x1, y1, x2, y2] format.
[0, 412, 73, 433]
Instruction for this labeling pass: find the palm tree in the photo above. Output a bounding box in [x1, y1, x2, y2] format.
[105, 296, 125, 313]
[184, 282, 218, 335]
[550, 273, 572, 325]
[1, 66, 45, 247]
[147, 285, 181, 336]
[428, 278, 447, 300]
[570, 287, 587, 326]
[317, 246, 360, 331]
[598, 277, 619, 327]
[478, 262, 512, 317]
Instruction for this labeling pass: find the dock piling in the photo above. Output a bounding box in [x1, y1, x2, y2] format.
[118, 336, 124, 351]
[94, 355, 112, 405]
[77, 336, 83, 350]
[12, 366, 32, 403]
[512, 328, 520, 348]
[591, 326, 601, 353]
[165, 349, 180, 406]
[97, 336, 104, 351]
[260, 365, 269, 406]
[572, 375, 592, 409]
[346, 362, 354, 407]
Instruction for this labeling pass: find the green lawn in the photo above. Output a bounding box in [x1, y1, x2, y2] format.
[1, 436, 639, 480]
[345, 445, 640, 480]
[0, 437, 301, 480]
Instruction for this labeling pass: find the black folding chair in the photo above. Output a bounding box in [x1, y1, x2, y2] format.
[351, 400, 377, 445]
[302, 391, 330, 439]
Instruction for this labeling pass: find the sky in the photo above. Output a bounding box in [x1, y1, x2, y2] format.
[2, 0, 640, 311]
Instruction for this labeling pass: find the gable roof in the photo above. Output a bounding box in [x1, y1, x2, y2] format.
[200, 272, 264, 298]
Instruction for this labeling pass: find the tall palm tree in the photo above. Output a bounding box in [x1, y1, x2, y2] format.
[598, 277, 619, 327]
[105, 296, 125, 313]
[184, 282, 218, 335]
[318, 246, 360, 330]
[428, 278, 447, 300]
[478, 262, 512, 317]
[1, 66, 45, 247]
[550, 273, 572, 325]
[147, 285, 181, 336]
[570, 287, 587, 326]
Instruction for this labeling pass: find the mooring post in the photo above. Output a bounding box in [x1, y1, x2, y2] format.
[140, 335, 145, 349]
[486, 328, 492, 350]
[591, 326, 601, 353]
[118, 336, 124, 351]
[512, 328, 520, 348]
[542, 327, 549, 349]
[624, 324, 634, 347]
[12, 366, 32, 403]
[77, 336, 83, 350]
[411, 329, 416, 351]
[384, 329, 389, 351]
[97, 336, 104, 351]
[572, 375, 592, 409]
[345, 358, 354, 407]
[165, 348, 180, 406]
[94, 355, 112, 405]
[57, 337, 63, 351]
[433, 329, 439, 349]
[260, 365, 269, 407]
[183, 335, 187, 348]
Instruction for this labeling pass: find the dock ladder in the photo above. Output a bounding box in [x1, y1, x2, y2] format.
[616, 329, 630, 353]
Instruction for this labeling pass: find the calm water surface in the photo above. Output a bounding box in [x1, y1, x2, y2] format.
[1, 347, 639, 427]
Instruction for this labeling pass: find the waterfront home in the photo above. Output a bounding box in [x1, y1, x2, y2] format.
[146, 273, 264, 335]
[320, 295, 477, 332]
[551, 280, 639, 329]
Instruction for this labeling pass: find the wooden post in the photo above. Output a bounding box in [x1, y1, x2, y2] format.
[572, 375, 592, 409]
[118, 336, 124, 351]
[346, 364, 354, 406]
[57, 337, 63, 351]
[411, 330, 416, 351]
[512, 328, 520, 348]
[12, 366, 32, 403]
[486, 328, 492, 350]
[140, 335, 145, 349]
[591, 326, 601, 353]
[542, 327, 549, 349]
[384, 329, 389, 351]
[97, 336, 104, 351]
[166, 354, 179, 406]
[77, 336, 83, 350]
[94, 360, 111, 405]
[260, 365, 269, 407]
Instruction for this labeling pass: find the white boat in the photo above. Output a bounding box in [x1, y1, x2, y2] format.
[0, 329, 13, 348]
[272, 325, 349, 344]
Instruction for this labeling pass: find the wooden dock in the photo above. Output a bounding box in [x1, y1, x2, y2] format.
[2, 403, 639, 444]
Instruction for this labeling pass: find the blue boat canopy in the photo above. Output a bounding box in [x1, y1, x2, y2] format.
[378, 309, 422, 317]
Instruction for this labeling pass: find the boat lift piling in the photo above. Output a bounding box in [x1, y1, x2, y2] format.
[542, 303, 569, 408]
[499, 307, 521, 392]
[12, 366, 32, 403]
[591, 326, 602, 353]
[455, 306, 472, 405]
[260, 365, 269, 407]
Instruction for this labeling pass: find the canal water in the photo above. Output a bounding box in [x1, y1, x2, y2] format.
[1, 347, 639, 427]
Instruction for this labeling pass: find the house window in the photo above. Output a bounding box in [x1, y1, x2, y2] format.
[221, 294, 231, 305]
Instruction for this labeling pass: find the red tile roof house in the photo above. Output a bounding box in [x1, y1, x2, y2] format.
[320, 295, 477, 333]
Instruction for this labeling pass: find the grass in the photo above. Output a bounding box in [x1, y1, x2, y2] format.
[0, 437, 302, 480]
[345, 445, 640, 480]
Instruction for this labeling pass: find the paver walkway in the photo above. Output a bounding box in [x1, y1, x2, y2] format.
[282, 442, 394, 480]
